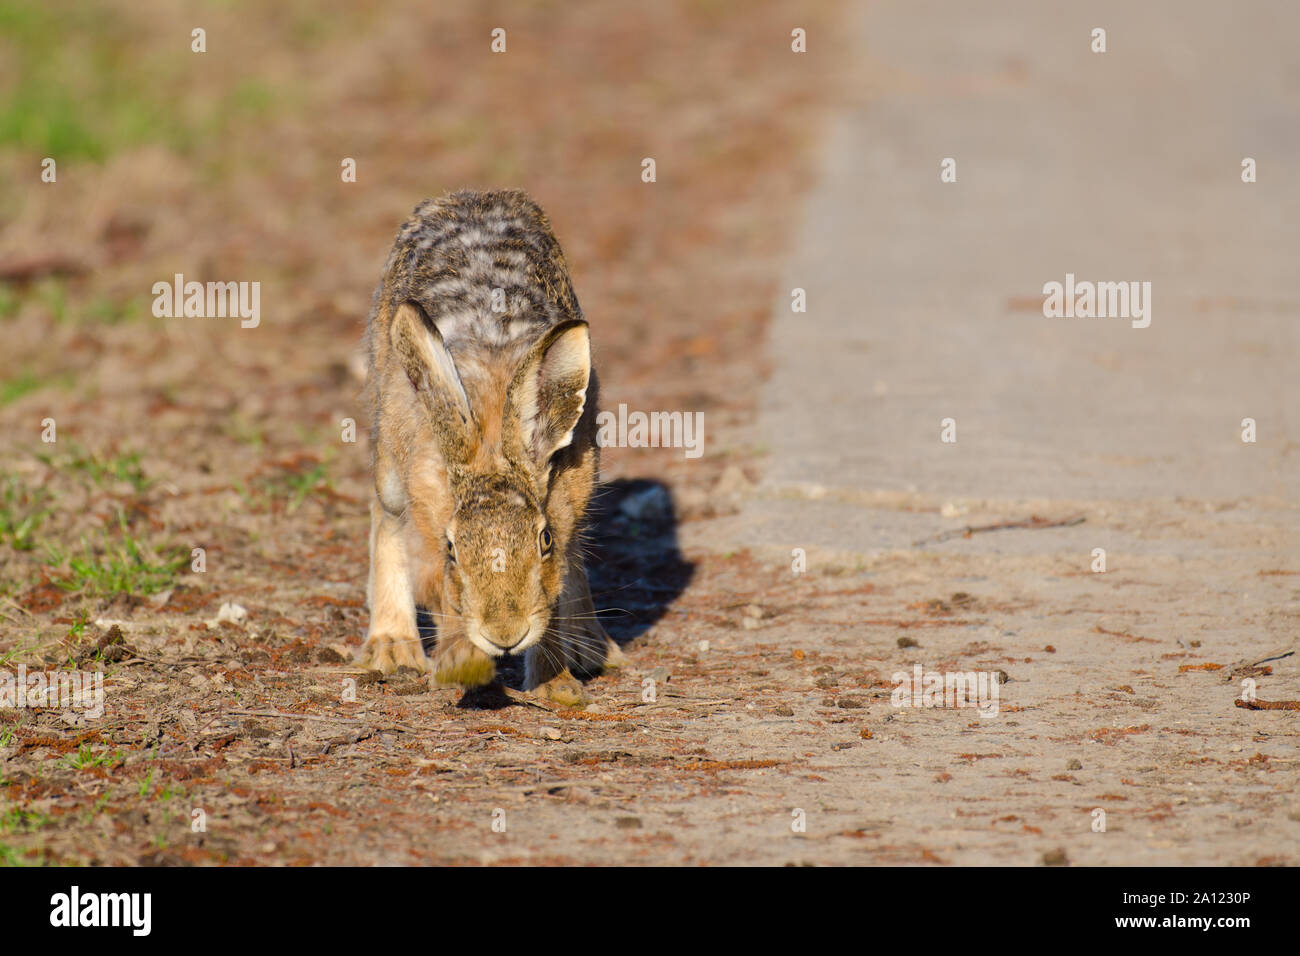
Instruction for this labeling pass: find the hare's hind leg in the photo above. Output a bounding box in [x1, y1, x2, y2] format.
[357, 498, 430, 674]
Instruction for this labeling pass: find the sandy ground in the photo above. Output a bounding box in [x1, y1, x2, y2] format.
[692, 0, 1300, 865]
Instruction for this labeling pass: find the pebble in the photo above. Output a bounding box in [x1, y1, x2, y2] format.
[215, 602, 248, 624]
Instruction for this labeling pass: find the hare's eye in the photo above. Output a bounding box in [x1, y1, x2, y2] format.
[446, 538, 457, 564]
[538, 527, 553, 557]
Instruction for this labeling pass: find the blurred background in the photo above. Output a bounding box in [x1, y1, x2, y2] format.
[0, 0, 839, 609]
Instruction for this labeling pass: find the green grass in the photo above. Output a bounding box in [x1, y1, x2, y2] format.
[137, 769, 179, 803]
[74, 449, 149, 492]
[46, 511, 186, 597]
[0, 640, 33, 667]
[0, 284, 19, 320]
[0, 370, 46, 406]
[38, 444, 152, 493]
[36, 279, 67, 323]
[0, 806, 51, 835]
[285, 461, 329, 512]
[0, 474, 51, 551]
[0, 367, 77, 406]
[62, 743, 123, 770]
[257, 457, 332, 513]
[0, 1, 191, 159]
[65, 610, 89, 649]
[0, 804, 52, 865]
[0, 1, 295, 161]
[80, 294, 146, 326]
[222, 414, 266, 450]
[0, 842, 35, 866]
[0, 280, 146, 334]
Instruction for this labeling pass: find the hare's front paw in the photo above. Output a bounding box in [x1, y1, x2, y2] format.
[532, 668, 589, 709]
[431, 639, 496, 687]
[356, 632, 430, 674]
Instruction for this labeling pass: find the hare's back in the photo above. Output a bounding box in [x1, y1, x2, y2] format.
[385, 190, 581, 349]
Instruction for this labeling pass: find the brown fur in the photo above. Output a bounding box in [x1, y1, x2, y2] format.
[356, 190, 623, 703]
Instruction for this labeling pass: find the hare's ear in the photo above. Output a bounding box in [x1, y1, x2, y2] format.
[505, 319, 591, 472]
[390, 301, 473, 462]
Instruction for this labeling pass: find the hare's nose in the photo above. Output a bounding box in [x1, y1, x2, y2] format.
[480, 622, 530, 651]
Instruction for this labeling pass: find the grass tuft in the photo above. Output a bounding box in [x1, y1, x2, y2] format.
[38, 444, 153, 493]
[0, 474, 50, 550]
[46, 511, 186, 597]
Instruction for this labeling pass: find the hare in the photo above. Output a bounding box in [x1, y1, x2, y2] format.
[356, 190, 624, 706]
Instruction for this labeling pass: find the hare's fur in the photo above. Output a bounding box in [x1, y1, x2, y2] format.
[357, 190, 623, 702]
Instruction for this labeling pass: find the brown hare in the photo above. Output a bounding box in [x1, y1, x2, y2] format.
[356, 190, 623, 706]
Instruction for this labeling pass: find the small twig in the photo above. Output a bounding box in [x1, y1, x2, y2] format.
[0, 597, 34, 621]
[505, 779, 590, 793]
[1235, 697, 1300, 711]
[117, 656, 211, 668]
[1248, 648, 1295, 667]
[498, 686, 561, 711]
[224, 708, 337, 721]
[224, 708, 416, 733]
[914, 513, 1085, 547]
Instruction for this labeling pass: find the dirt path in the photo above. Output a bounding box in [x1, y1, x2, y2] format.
[694, 0, 1300, 864]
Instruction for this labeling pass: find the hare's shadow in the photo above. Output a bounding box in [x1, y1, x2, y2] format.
[417, 478, 693, 701]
